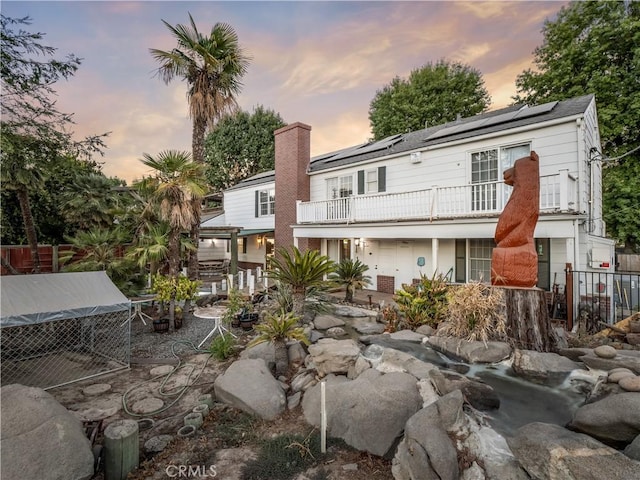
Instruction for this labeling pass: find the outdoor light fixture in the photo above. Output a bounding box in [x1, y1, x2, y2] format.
[257, 235, 263, 247]
[354, 238, 360, 247]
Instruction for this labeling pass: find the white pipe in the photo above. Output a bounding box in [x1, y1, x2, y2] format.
[321, 381, 327, 453]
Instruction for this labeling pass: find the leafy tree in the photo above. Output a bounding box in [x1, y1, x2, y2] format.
[368, 59, 491, 140]
[204, 105, 286, 191]
[330, 258, 372, 303]
[150, 13, 250, 279]
[138, 150, 207, 325]
[1, 15, 107, 269]
[513, 1, 640, 251]
[266, 247, 336, 317]
[60, 173, 124, 231]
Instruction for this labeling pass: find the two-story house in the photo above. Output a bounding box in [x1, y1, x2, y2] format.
[200, 94, 615, 319]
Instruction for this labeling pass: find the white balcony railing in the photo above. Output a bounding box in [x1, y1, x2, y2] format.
[297, 171, 577, 224]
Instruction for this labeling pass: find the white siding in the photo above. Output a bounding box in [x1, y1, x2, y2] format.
[223, 182, 275, 229]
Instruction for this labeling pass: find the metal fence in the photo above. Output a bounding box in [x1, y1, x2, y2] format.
[571, 269, 640, 328]
[0, 311, 130, 390]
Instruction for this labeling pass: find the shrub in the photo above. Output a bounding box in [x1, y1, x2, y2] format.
[382, 305, 400, 332]
[329, 258, 372, 302]
[393, 272, 449, 329]
[440, 282, 506, 343]
[209, 333, 237, 361]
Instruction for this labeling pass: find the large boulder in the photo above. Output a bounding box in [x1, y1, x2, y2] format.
[240, 342, 276, 369]
[302, 369, 421, 456]
[214, 359, 286, 420]
[512, 349, 584, 386]
[375, 347, 438, 380]
[508, 422, 640, 480]
[307, 338, 361, 376]
[567, 392, 640, 445]
[1, 384, 94, 480]
[429, 369, 500, 411]
[580, 350, 640, 375]
[313, 314, 345, 330]
[428, 336, 511, 363]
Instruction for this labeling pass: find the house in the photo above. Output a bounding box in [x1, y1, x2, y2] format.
[201, 94, 619, 321]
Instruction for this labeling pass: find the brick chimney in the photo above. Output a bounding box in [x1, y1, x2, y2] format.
[274, 122, 317, 253]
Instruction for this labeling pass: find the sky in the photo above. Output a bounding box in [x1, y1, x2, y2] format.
[3, 1, 569, 184]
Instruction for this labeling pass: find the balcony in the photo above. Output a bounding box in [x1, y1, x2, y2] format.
[297, 171, 577, 224]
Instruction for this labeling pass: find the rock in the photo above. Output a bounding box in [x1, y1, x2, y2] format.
[342, 463, 359, 471]
[609, 371, 636, 383]
[240, 342, 276, 368]
[353, 321, 385, 335]
[392, 390, 462, 480]
[82, 383, 112, 395]
[309, 330, 325, 343]
[333, 305, 375, 317]
[429, 369, 500, 411]
[580, 351, 640, 375]
[326, 326, 347, 337]
[428, 336, 512, 363]
[307, 338, 361, 376]
[508, 422, 640, 480]
[287, 391, 301, 410]
[363, 343, 386, 360]
[131, 397, 164, 415]
[619, 376, 640, 392]
[375, 347, 438, 380]
[624, 435, 640, 461]
[302, 369, 421, 456]
[416, 324, 435, 336]
[568, 392, 640, 444]
[1, 384, 94, 480]
[594, 345, 618, 359]
[72, 406, 119, 422]
[558, 347, 594, 362]
[626, 333, 640, 346]
[214, 359, 286, 420]
[144, 435, 173, 453]
[313, 314, 345, 329]
[417, 378, 439, 407]
[610, 367, 634, 375]
[287, 342, 307, 366]
[347, 356, 371, 379]
[290, 370, 317, 393]
[150, 365, 175, 376]
[512, 349, 584, 386]
[389, 330, 425, 342]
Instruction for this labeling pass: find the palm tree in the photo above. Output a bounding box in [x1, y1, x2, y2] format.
[139, 150, 207, 326]
[330, 258, 372, 303]
[150, 14, 250, 280]
[248, 311, 310, 377]
[266, 246, 336, 317]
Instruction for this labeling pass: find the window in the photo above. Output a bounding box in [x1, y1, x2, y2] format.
[258, 188, 275, 216]
[471, 143, 530, 211]
[455, 239, 466, 283]
[327, 175, 353, 199]
[536, 238, 550, 291]
[357, 167, 386, 194]
[469, 239, 495, 283]
[226, 237, 247, 254]
[366, 170, 378, 193]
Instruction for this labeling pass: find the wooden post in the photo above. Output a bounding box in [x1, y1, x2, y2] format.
[104, 419, 139, 480]
[565, 263, 574, 331]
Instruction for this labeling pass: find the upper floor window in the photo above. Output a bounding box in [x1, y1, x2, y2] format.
[357, 166, 386, 194]
[327, 175, 353, 199]
[255, 188, 275, 217]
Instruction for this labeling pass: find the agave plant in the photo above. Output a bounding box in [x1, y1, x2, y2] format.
[330, 258, 372, 303]
[266, 246, 335, 316]
[248, 311, 310, 377]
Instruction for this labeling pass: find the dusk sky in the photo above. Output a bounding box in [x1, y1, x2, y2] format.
[3, 1, 569, 184]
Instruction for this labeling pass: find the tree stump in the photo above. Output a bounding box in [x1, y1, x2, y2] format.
[104, 419, 139, 480]
[501, 287, 557, 352]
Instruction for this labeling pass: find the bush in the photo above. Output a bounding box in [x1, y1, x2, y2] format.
[393, 272, 449, 329]
[439, 282, 506, 343]
[209, 333, 236, 361]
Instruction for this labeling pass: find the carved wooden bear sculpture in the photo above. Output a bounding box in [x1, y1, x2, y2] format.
[491, 151, 539, 287]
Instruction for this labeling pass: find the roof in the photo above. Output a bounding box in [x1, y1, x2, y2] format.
[308, 94, 595, 173]
[225, 170, 275, 191]
[1, 271, 130, 327]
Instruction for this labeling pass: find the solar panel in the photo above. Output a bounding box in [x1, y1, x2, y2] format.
[326, 134, 403, 162]
[514, 100, 558, 119]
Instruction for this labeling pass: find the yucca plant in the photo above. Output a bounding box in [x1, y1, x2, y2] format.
[394, 272, 450, 329]
[330, 258, 372, 302]
[439, 282, 506, 344]
[248, 311, 310, 376]
[266, 246, 336, 316]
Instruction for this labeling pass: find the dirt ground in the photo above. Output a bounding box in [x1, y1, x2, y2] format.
[49, 337, 394, 480]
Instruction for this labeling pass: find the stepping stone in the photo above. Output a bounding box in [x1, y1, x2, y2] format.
[594, 345, 617, 359]
[82, 383, 111, 396]
[144, 435, 174, 453]
[150, 365, 174, 376]
[619, 375, 640, 392]
[131, 397, 164, 414]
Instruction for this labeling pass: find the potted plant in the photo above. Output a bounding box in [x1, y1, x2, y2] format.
[223, 288, 248, 329]
[153, 317, 170, 333]
[151, 274, 201, 330]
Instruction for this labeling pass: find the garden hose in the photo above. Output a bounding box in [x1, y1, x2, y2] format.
[122, 340, 212, 417]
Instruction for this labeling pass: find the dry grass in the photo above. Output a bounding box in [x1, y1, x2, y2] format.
[440, 283, 506, 343]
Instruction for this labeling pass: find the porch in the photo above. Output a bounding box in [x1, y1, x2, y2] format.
[297, 172, 576, 224]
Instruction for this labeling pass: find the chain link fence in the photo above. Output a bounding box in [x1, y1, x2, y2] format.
[1, 311, 130, 389]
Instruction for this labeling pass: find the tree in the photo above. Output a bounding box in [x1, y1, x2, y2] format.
[266, 246, 336, 317]
[1, 15, 107, 269]
[513, 1, 640, 251]
[204, 105, 286, 191]
[330, 258, 372, 303]
[368, 60, 491, 140]
[150, 13, 250, 278]
[138, 150, 207, 326]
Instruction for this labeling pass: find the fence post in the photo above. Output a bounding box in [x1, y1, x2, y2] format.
[565, 262, 573, 331]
